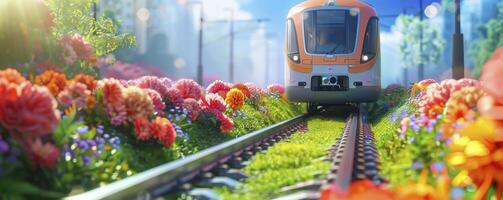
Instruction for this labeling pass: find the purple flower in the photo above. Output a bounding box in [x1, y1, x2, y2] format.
[412, 124, 420, 132]
[87, 139, 97, 147]
[78, 141, 89, 150]
[82, 156, 91, 166]
[0, 139, 9, 153]
[96, 126, 104, 134]
[411, 161, 423, 169]
[77, 126, 89, 135]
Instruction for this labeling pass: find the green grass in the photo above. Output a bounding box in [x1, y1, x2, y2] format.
[371, 103, 417, 185]
[216, 112, 346, 199]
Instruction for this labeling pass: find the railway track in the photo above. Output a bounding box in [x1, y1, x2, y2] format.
[67, 105, 382, 200]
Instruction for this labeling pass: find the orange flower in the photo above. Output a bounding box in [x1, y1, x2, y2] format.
[0, 68, 26, 85]
[395, 170, 450, 200]
[99, 78, 124, 105]
[123, 86, 154, 120]
[73, 73, 97, 91]
[225, 88, 245, 110]
[34, 70, 68, 96]
[320, 180, 395, 200]
[444, 86, 485, 124]
[446, 118, 503, 199]
[232, 83, 251, 98]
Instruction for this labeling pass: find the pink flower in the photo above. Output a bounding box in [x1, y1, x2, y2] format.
[0, 83, 60, 137]
[29, 138, 60, 168]
[165, 87, 184, 107]
[267, 84, 285, 95]
[481, 47, 503, 104]
[207, 80, 232, 98]
[61, 42, 77, 65]
[106, 103, 127, 126]
[199, 93, 226, 113]
[61, 34, 93, 59]
[184, 98, 201, 120]
[135, 76, 168, 97]
[174, 79, 203, 100]
[57, 81, 91, 108]
[160, 77, 172, 88]
[145, 89, 166, 116]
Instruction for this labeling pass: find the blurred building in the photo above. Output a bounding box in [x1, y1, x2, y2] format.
[99, 0, 198, 79]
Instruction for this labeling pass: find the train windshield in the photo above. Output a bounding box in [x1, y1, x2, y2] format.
[304, 9, 358, 55]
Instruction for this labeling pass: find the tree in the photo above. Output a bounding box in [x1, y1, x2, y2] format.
[394, 15, 445, 84]
[471, 3, 503, 78]
[47, 0, 135, 56]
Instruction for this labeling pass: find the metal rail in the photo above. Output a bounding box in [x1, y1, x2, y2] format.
[67, 114, 308, 200]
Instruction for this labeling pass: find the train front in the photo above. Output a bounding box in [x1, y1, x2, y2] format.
[285, 0, 381, 104]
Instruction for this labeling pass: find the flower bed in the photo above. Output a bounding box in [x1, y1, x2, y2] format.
[322, 47, 503, 199]
[0, 68, 304, 198]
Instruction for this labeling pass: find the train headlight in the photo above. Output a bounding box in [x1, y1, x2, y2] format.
[293, 55, 299, 62]
[289, 53, 301, 63]
[362, 55, 369, 62]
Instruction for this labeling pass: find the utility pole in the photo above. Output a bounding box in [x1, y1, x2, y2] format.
[418, 0, 424, 81]
[229, 10, 235, 83]
[452, 0, 464, 79]
[197, 3, 204, 85]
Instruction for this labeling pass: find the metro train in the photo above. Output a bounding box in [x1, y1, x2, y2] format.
[285, 0, 381, 111]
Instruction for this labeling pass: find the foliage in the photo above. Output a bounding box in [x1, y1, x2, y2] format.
[471, 3, 503, 78]
[217, 114, 345, 199]
[394, 15, 445, 70]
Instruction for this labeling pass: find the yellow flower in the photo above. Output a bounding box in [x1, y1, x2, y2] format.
[225, 88, 245, 110]
[446, 117, 503, 199]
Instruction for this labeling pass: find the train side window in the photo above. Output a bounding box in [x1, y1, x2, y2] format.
[361, 17, 379, 63]
[287, 19, 300, 63]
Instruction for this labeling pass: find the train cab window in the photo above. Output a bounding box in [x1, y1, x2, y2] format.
[361, 17, 379, 63]
[303, 9, 358, 55]
[287, 19, 300, 63]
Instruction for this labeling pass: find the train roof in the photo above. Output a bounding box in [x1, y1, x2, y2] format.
[288, 0, 376, 17]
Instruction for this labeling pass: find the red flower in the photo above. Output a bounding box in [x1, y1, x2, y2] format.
[134, 117, 151, 141]
[149, 117, 176, 148]
[29, 138, 60, 168]
[214, 111, 234, 133]
[166, 87, 184, 107]
[207, 80, 232, 98]
[481, 46, 503, 104]
[0, 83, 60, 137]
[99, 78, 124, 105]
[174, 79, 203, 100]
[200, 93, 226, 113]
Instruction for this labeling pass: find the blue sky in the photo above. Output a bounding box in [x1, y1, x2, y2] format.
[242, 0, 441, 36]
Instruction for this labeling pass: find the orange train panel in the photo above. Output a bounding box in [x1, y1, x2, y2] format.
[286, 0, 378, 74]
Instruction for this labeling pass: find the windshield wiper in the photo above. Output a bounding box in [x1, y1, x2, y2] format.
[326, 44, 340, 55]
